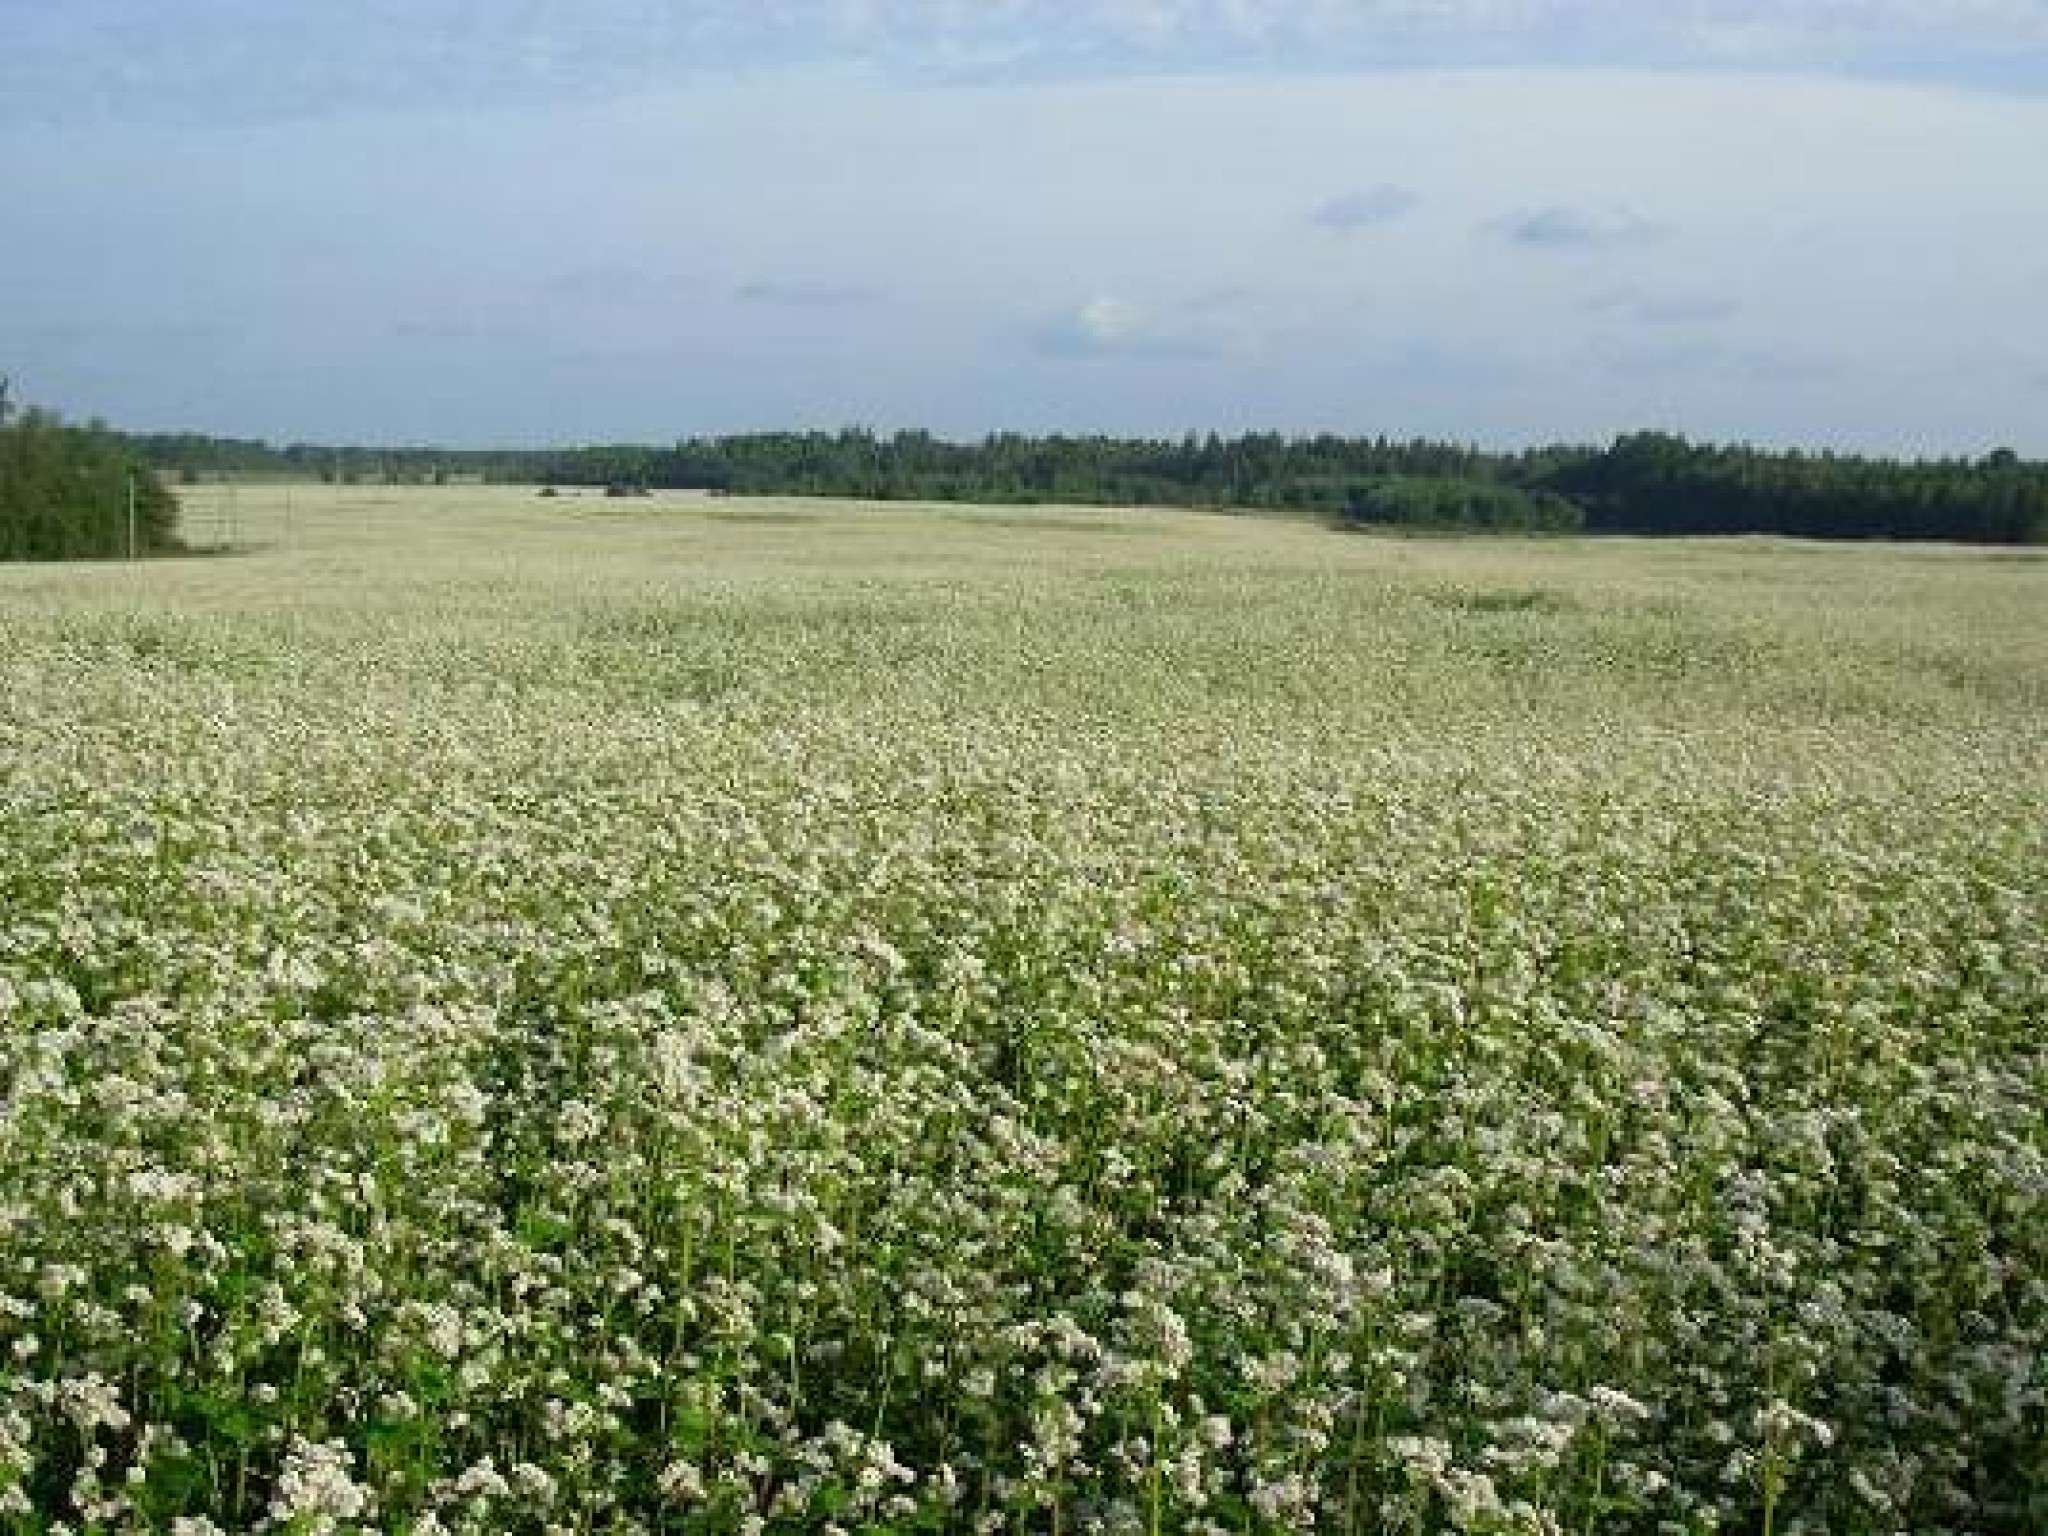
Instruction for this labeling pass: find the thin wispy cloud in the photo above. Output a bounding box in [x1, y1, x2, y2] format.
[1314, 186, 1421, 233]
[1592, 335, 1845, 387]
[1588, 288, 1739, 325]
[543, 268, 701, 305]
[1729, 344, 1846, 385]
[4, 2, 2045, 127]
[1501, 205, 1664, 251]
[1593, 337, 1726, 378]
[735, 280, 887, 309]
[388, 317, 509, 343]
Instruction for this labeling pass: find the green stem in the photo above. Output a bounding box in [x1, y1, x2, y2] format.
[1147, 1396, 1164, 1536]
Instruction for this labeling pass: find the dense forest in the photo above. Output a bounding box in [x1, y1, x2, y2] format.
[0, 403, 180, 561]
[120, 427, 2048, 544]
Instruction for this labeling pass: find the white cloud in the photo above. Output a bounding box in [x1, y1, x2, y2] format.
[1075, 298, 1145, 345]
[1035, 296, 1225, 359]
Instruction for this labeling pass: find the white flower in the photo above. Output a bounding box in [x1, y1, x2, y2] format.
[267, 1437, 374, 1531]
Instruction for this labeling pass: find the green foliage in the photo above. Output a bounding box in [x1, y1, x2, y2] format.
[0, 409, 181, 560]
[1546, 430, 2048, 543]
[1339, 475, 1585, 532]
[123, 426, 2048, 544]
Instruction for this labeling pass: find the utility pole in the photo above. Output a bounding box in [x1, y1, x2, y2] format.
[127, 473, 138, 560]
[0, 374, 13, 428]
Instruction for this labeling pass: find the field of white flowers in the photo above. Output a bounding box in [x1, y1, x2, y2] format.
[1, 486, 2043, 1534]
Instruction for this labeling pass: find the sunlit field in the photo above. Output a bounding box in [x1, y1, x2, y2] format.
[2, 485, 2043, 1534]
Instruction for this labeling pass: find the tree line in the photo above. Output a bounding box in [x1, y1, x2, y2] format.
[121, 427, 2048, 544]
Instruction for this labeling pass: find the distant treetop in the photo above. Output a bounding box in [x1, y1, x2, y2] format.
[116, 426, 2048, 545]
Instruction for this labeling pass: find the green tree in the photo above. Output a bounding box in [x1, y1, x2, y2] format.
[1, 404, 182, 561]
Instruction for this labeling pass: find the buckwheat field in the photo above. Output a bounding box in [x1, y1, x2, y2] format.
[0, 486, 2042, 1535]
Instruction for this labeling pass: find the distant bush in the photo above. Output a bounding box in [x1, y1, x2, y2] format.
[0, 409, 181, 561]
[1341, 476, 1586, 533]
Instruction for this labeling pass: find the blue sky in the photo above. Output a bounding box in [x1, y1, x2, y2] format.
[4, 1, 2047, 450]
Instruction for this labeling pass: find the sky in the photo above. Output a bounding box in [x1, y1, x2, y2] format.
[3, 1, 2046, 452]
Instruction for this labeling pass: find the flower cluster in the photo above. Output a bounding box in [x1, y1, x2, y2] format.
[0, 489, 2043, 1531]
